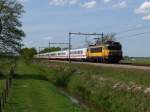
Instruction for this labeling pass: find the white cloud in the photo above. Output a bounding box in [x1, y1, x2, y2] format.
[49, 0, 97, 9]
[103, 0, 111, 3]
[135, 1, 150, 14]
[48, 0, 131, 9]
[81, 1, 97, 9]
[69, 0, 79, 5]
[135, 1, 150, 21]
[112, 1, 127, 9]
[17, 0, 30, 3]
[143, 14, 150, 20]
[49, 0, 79, 6]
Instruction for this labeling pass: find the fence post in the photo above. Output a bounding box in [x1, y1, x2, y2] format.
[1, 92, 4, 109]
[0, 59, 16, 111]
[0, 96, 3, 112]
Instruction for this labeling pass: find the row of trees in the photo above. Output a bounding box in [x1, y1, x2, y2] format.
[39, 47, 61, 53]
[20, 47, 61, 62]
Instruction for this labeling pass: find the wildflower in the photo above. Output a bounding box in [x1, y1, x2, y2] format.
[144, 88, 150, 94]
[113, 82, 122, 89]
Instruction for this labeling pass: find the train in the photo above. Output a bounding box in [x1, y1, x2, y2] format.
[35, 41, 123, 63]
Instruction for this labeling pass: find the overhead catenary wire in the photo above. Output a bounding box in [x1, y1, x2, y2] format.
[116, 24, 150, 35]
[117, 31, 150, 40]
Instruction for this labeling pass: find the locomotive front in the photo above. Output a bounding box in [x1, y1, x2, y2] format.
[105, 41, 123, 63]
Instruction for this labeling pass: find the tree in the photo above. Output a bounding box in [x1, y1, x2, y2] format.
[94, 33, 116, 45]
[0, 0, 25, 53]
[40, 47, 61, 53]
[20, 48, 37, 62]
[103, 33, 116, 43]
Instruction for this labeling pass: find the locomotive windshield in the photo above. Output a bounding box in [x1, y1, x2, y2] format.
[90, 47, 102, 53]
[108, 46, 121, 50]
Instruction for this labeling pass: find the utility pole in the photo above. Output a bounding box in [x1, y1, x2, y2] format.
[48, 41, 50, 59]
[69, 32, 71, 63]
[38, 47, 40, 58]
[102, 32, 104, 44]
[49, 41, 51, 52]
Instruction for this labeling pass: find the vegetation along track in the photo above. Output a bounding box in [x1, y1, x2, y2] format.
[48, 60, 150, 70]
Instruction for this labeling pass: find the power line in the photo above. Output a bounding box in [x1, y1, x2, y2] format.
[118, 31, 150, 40]
[117, 24, 150, 35]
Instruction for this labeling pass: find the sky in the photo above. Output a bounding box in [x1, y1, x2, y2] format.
[17, 0, 150, 57]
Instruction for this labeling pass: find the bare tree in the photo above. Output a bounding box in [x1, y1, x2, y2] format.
[103, 33, 116, 43]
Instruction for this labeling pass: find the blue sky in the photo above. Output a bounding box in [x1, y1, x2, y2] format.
[19, 0, 150, 57]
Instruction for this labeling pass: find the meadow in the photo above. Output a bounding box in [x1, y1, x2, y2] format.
[3, 58, 150, 112]
[40, 60, 150, 112]
[5, 60, 85, 112]
[121, 57, 150, 65]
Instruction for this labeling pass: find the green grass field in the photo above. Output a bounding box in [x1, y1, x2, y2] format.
[37, 60, 150, 112]
[0, 57, 13, 75]
[0, 57, 14, 93]
[5, 60, 85, 112]
[5, 79, 83, 112]
[121, 57, 150, 64]
[3, 59, 150, 112]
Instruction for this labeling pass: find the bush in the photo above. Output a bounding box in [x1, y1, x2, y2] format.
[51, 67, 76, 88]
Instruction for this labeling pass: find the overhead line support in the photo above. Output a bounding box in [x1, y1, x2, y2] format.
[68, 32, 104, 64]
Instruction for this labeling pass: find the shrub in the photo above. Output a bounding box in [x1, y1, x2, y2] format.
[51, 67, 77, 88]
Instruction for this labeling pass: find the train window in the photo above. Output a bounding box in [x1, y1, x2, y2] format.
[51, 53, 56, 56]
[71, 51, 74, 54]
[78, 51, 80, 54]
[108, 46, 121, 50]
[90, 47, 102, 53]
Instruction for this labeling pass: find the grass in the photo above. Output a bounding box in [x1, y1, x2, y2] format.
[36, 60, 150, 112]
[5, 79, 83, 112]
[121, 57, 150, 64]
[4, 59, 150, 112]
[0, 57, 15, 92]
[47, 61, 150, 86]
[5, 60, 85, 112]
[0, 57, 13, 75]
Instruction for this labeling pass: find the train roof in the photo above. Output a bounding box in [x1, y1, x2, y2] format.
[42, 48, 87, 54]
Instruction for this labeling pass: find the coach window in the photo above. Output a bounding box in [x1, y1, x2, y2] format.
[90, 47, 102, 53]
[81, 50, 83, 54]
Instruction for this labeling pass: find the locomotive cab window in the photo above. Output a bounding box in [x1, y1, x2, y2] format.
[108, 46, 121, 50]
[90, 47, 102, 53]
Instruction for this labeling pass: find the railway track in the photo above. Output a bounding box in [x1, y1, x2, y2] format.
[119, 63, 150, 67]
[48, 60, 150, 70]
